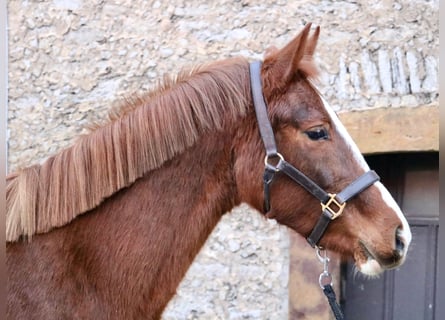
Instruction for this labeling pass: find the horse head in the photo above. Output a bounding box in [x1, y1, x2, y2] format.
[235, 24, 411, 276]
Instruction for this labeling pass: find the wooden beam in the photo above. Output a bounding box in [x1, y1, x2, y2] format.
[338, 105, 439, 154]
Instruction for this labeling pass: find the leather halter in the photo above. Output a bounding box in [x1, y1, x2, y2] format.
[249, 61, 380, 247]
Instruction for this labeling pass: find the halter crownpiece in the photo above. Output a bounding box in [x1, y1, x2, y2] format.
[249, 61, 380, 247]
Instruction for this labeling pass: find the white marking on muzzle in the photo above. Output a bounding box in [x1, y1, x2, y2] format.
[360, 259, 384, 277]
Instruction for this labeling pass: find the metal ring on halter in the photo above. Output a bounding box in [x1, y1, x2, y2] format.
[264, 153, 284, 172]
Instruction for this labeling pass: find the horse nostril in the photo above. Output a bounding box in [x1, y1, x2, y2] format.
[394, 229, 405, 258]
[396, 237, 404, 252]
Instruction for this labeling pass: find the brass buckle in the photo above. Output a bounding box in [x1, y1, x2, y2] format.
[321, 193, 346, 220]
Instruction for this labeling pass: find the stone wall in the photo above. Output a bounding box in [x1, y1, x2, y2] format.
[6, 0, 438, 319]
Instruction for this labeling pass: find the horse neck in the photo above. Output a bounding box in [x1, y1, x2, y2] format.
[7, 58, 254, 319]
[62, 128, 240, 318]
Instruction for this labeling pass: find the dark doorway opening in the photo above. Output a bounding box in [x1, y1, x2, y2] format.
[341, 152, 439, 320]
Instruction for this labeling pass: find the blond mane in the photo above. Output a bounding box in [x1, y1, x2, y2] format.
[6, 57, 250, 242]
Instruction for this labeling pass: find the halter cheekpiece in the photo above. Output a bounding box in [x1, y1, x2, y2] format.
[249, 61, 380, 247]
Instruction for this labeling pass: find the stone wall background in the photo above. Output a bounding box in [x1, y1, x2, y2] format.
[6, 0, 438, 319]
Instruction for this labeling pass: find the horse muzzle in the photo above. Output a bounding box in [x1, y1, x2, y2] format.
[356, 227, 411, 276]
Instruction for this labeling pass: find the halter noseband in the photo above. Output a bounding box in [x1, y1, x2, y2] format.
[249, 61, 380, 247]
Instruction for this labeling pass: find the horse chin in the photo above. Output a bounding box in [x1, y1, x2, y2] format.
[354, 243, 385, 277]
[356, 258, 384, 277]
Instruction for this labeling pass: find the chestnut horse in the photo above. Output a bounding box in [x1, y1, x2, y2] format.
[6, 24, 411, 319]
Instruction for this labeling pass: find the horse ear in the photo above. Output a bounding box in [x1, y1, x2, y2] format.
[305, 25, 320, 57]
[263, 23, 313, 87]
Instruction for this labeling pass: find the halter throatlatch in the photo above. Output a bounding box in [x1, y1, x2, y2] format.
[249, 61, 380, 247]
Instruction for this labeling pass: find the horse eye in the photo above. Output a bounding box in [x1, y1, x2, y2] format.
[305, 128, 329, 141]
